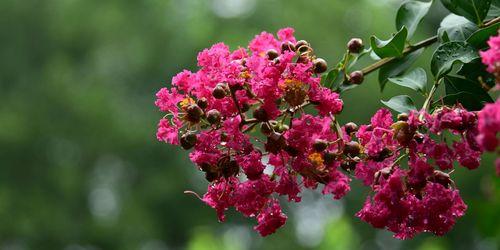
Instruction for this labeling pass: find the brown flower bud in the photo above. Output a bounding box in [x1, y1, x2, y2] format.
[206, 109, 221, 125]
[349, 71, 364, 85]
[341, 160, 357, 172]
[296, 55, 309, 64]
[266, 49, 279, 60]
[180, 131, 197, 150]
[343, 141, 361, 157]
[313, 139, 329, 152]
[313, 58, 328, 74]
[281, 41, 296, 52]
[285, 145, 299, 156]
[414, 132, 425, 144]
[253, 108, 269, 122]
[199, 163, 212, 172]
[196, 98, 208, 110]
[347, 38, 364, 54]
[397, 113, 409, 121]
[372, 148, 392, 162]
[212, 83, 228, 99]
[323, 151, 338, 165]
[222, 160, 239, 178]
[205, 171, 220, 182]
[431, 170, 452, 188]
[391, 121, 414, 146]
[265, 132, 286, 154]
[186, 104, 204, 123]
[344, 122, 359, 135]
[295, 40, 309, 51]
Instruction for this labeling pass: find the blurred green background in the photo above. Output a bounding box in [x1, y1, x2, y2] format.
[0, 0, 499, 249]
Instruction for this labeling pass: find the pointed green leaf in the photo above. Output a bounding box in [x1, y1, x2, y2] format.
[431, 41, 479, 78]
[381, 95, 417, 113]
[378, 48, 424, 91]
[437, 14, 478, 42]
[466, 22, 500, 49]
[487, 0, 500, 18]
[440, 0, 492, 25]
[458, 59, 497, 89]
[370, 26, 408, 58]
[388, 67, 427, 93]
[396, 0, 433, 39]
[443, 75, 493, 110]
[321, 69, 339, 88]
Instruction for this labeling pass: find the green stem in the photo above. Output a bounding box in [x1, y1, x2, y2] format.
[421, 79, 440, 113]
[361, 35, 438, 75]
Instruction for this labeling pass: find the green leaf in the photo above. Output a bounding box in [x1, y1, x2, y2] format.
[440, 0, 492, 25]
[379, 48, 424, 91]
[466, 22, 500, 49]
[370, 26, 408, 58]
[348, 48, 372, 69]
[381, 95, 417, 113]
[321, 69, 340, 88]
[437, 14, 478, 42]
[430, 41, 479, 78]
[457, 58, 497, 89]
[396, 0, 433, 39]
[487, 0, 500, 18]
[388, 67, 427, 93]
[443, 75, 493, 110]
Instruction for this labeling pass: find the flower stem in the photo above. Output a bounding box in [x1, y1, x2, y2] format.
[421, 79, 441, 112]
[361, 36, 438, 76]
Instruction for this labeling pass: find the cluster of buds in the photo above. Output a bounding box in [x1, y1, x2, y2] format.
[155, 28, 496, 238]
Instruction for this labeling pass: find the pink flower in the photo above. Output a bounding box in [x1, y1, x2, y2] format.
[254, 200, 287, 236]
[371, 108, 393, 128]
[156, 118, 182, 145]
[235, 150, 265, 180]
[427, 143, 454, 170]
[480, 32, 500, 74]
[202, 177, 238, 222]
[453, 141, 481, 170]
[277, 27, 296, 43]
[249, 31, 280, 55]
[476, 100, 500, 151]
[155, 87, 183, 113]
[322, 170, 351, 199]
[309, 86, 343, 116]
[197, 42, 231, 69]
[189, 130, 223, 166]
[172, 70, 194, 93]
[355, 159, 390, 186]
[233, 175, 276, 217]
[421, 183, 467, 236]
[275, 171, 302, 202]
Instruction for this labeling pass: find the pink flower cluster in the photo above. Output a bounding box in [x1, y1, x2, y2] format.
[480, 31, 500, 88]
[479, 32, 500, 175]
[354, 107, 479, 239]
[155, 28, 493, 238]
[476, 100, 500, 175]
[155, 28, 343, 236]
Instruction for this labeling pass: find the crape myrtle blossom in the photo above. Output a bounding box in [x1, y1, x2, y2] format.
[479, 32, 500, 175]
[155, 27, 495, 238]
[480, 31, 500, 88]
[155, 28, 342, 236]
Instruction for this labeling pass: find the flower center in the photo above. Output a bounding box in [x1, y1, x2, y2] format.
[280, 79, 308, 107]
